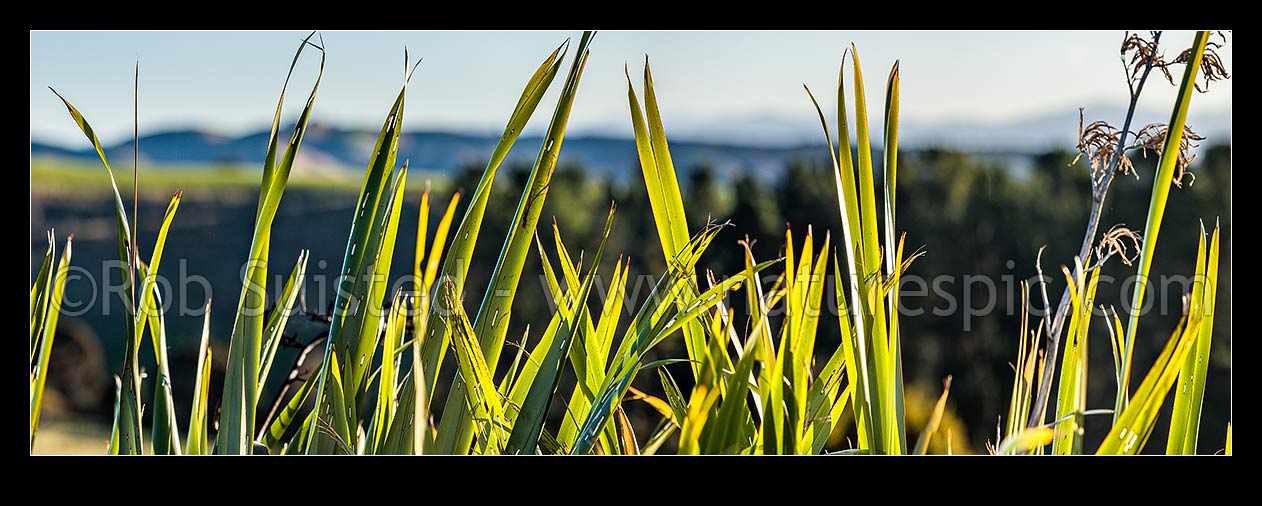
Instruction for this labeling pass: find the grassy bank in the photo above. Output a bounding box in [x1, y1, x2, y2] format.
[31, 158, 451, 197]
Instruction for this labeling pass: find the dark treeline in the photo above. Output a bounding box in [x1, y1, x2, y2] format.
[32, 144, 1230, 453]
[447, 143, 1231, 452]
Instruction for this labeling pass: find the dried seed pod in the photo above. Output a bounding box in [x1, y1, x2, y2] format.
[1072, 109, 1133, 184]
[1131, 123, 1206, 187]
[1096, 224, 1143, 267]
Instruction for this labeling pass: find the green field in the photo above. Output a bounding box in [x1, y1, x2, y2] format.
[31, 158, 452, 196]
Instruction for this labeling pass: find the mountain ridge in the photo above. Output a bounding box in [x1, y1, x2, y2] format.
[32, 104, 1230, 181]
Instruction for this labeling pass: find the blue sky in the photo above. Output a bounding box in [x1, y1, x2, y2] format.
[30, 30, 1231, 147]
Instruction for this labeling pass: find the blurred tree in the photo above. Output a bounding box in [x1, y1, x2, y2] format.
[686, 163, 726, 231]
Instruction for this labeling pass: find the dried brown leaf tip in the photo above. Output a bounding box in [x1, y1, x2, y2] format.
[1096, 224, 1142, 267]
[1132, 123, 1205, 187]
[1073, 109, 1133, 184]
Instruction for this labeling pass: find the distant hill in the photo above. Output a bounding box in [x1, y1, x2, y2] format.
[896, 105, 1232, 153]
[637, 104, 1231, 152]
[31, 125, 826, 183]
[30, 104, 1229, 181]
